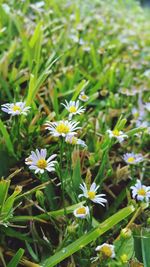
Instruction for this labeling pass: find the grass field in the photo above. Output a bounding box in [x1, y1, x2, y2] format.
[0, 0, 150, 266]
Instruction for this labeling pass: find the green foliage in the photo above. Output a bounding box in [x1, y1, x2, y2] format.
[134, 227, 150, 266]
[0, 0, 150, 266]
[0, 179, 22, 226]
[42, 205, 135, 267]
[7, 248, 24, 267]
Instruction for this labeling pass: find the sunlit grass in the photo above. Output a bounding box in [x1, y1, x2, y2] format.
[0, 0, 150, 266]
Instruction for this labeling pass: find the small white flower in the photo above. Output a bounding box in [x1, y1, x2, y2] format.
[1, 102, 30, 116]
[132, 108, 140, 119]
[65, 135, 86, 147]
[107, 129, 128, 143]
[143, 69, 150, 77]
[69, 34, 79, 43]
[123, 152, 144, 165]
[25, 149, 57, 174]
[131, 179, 150, 202]
[62, 100, 85, 119]
[145, 102, 150, 112]
[95, 243, 115, 258]
[78, 182, 107, 206]
[79, 91, 89, 102]
[132, 107, 145, 122]
[73, 205, 89, 219]
[45, 120, 80, 137]
[136, 120, 148, 128]
[82, 46, 91, 52]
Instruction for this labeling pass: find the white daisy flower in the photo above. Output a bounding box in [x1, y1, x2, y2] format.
[65, 135, 86, 147]
[73, 205, 89, 219]
[79, 91, 89, 102]
[95, 243, 115, 258]
[62, 100, 85, 119]
[78, 182, 107, 206]
[145, 102, 150, 112]
[45, 120, 80, 137]
[107, 129, 128, 143]
[130, 179, 150, 202]
[136, 120, 148, 128]
[25, 149, 57, 174]
[1, 102, 30, 116]
[132, 108, 140, 119]
[132, 107, 145, 119]
[143, 69, 150, 77]
[123, 152, 144, 165]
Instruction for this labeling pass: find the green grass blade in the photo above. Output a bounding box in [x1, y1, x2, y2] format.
[42, 205, 135, 267]
[141, 228, 150, 267]
[0, 119, 15, 156]
[7, 248, 24, 267]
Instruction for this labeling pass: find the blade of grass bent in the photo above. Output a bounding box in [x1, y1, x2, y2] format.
[42, 205, 135, 267]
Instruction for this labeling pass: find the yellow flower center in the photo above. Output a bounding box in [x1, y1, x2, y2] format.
[76, 207, 86, 215]
[100, 245, 112, 258]
[134, 112, 139, 118]
[127, 157, 135, 163]
[81, 94, 88, 100]
[13, 105, 21, 112]
[112, 129, 120, 136]
[37, 159, 47, 169]
[137, 188, 146, 196]
[88, 191, 96, 200]
[56, 123, 70, 134]
[71, 137, 78, 145]
[69, 106, 77, 113]
[120, 254, 128, 263]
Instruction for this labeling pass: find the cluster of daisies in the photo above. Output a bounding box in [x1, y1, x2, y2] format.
[24, 92, 89, 174]
[1, 93, 150, 263]
[132, 100, 150, 130]
[1, 96, 150, 206]
[106, 130, 150, 203]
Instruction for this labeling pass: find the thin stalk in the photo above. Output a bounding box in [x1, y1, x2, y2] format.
[126, 206, 142, 229]
[59, 138, 67, 217]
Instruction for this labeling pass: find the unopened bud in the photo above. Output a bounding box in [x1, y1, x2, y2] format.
[120, 228, 132, 239]
[120, 254, 128, 263]
[67, 223, 78, 233]
[15, 185, 22, 194]
[36, 190, 45, 207]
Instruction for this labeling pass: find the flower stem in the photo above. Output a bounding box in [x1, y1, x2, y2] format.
[59, 138, 67, 218]
[126, 206, 142, 229]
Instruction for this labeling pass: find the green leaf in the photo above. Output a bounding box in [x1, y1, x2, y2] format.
[115, 116, 127, 131]
[41, 205, 135, 267]
[95, 149, 109, 185]
[141, 228, 150, 267]
[7, 248, 24, 267]
[26, 74, 36, 106]
[0, 119, 15, 156]
[29, 22, 42, 48]
[114, 235, 134, 260]
[2, 187, 21, 217]
[72, 155, 81, 192]
[12, 202, 85, 222]
[126, 127, 146, 137]
[0, 179, 10, 209]
[25, 241, 39, 262]
[26, 53, 60, 106]
[2, 227, 34, 243]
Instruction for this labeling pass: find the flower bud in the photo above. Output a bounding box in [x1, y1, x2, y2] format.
[36, 190, 45, 207]
[67, 223, 78, 233]
[120, 254, 128, 263]
[15, 185, 22, 194]
[120, 228, 132, 239]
